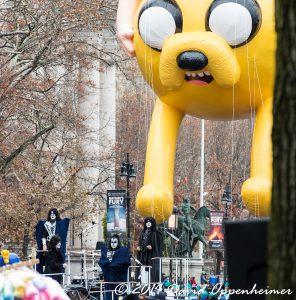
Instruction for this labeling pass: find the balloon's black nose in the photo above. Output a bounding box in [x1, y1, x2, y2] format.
[177, 51, 208, 71]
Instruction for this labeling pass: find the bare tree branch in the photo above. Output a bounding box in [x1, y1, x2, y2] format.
[0, 124, 54, 173]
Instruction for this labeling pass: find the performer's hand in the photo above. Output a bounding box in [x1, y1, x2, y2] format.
[63, 263, 67, 268]
[146, 245, 152, 250]
[42, 245, 47, 252]
[137, 246, 141, 251]
[107, 251, 112, 258]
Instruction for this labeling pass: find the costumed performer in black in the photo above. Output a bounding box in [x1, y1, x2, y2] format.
[44, 235, 67, 284]
[35, 208, 70, 273]
[99, 234, 130, 300]
[137, 217, 163, 283]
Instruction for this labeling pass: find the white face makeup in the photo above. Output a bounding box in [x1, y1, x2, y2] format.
[110, 238, 119, 250]
[50, 211, 56, 221]
[146, 221, 152, 228]
[56, 242, 61, 249]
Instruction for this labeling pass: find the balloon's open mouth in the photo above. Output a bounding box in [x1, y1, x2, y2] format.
[185, 70, 214, 86]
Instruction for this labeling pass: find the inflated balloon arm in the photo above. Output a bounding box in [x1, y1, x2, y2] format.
[116, 0, 140, 57]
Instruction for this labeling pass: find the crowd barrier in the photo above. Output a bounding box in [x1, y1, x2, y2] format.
[36, 252, 201, 300]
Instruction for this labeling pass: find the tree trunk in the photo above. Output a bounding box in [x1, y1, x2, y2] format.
[22, 223, 31, 259]
[269, 1, 296, 298]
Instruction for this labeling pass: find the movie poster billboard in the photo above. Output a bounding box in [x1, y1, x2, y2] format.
[209, 211, 225, 250]
[107, 190, 127, 238]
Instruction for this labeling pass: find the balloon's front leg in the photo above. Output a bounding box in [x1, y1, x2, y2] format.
[136, 99, 183, 224]
[242, 98, 272, 216]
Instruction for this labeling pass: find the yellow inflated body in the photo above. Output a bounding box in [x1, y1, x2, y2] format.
[121, 0, 275, 223]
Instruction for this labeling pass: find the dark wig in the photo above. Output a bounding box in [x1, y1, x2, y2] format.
[48, 235, 61, 250]
[47, 208, 61, 221]
[143, 217, 156, 229]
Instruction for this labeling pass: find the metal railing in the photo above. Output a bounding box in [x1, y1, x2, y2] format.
[34, 254, 204, 299]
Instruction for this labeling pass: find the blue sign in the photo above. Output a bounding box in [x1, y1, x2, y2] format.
[107, 190, 127, 237]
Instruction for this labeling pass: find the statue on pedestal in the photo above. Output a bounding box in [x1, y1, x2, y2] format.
[176, 198, 210, 257]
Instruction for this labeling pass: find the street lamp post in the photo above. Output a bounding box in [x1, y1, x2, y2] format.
[120, 153, 136, 251]
[221, 185, 232, 218]
[168, 206, 178, 280]
[221, 185, 232, 283]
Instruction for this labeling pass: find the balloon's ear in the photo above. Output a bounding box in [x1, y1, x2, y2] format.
[116, 0, 140, 57]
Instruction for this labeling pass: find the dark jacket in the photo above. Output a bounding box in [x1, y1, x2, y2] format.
[44, 248, 64, 274]
[200, 273, 208, 284]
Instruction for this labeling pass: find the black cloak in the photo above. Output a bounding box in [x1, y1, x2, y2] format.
[99, 242, 130, 300]
[137, 217, 163, 282]
[44, 247, 64, 284]
[35, 218, 70, 273]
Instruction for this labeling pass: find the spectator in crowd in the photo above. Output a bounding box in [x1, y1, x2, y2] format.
[139, 294, 145, 300]
[185, 278, 192, 290]
[191, 276, 197, 289]
[225, 281, 229, 289]
[163, 276, 171, 288]
[200, 271, 207, 284]
[209, 274, 218, 285]
[124, 294, 140, 300]
[145, 290, 167, 300]
[199, 290, 209, 300]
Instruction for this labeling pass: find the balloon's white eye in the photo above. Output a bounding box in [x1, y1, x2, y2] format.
[139, 6, 176, 50]
[208, 3, 253, 46]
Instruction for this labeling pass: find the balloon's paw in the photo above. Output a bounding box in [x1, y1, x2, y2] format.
[136, 184, 173, 224]
[241, 177, 271, 217]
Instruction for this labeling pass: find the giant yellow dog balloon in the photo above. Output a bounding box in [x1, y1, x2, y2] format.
[117, 0, 275, 223]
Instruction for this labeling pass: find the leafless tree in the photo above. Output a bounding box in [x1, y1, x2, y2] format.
[0, 0, 118, 256]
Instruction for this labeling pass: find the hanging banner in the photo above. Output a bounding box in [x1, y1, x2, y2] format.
[107, 190, 127, 238]
[209, 211, 225, 250]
